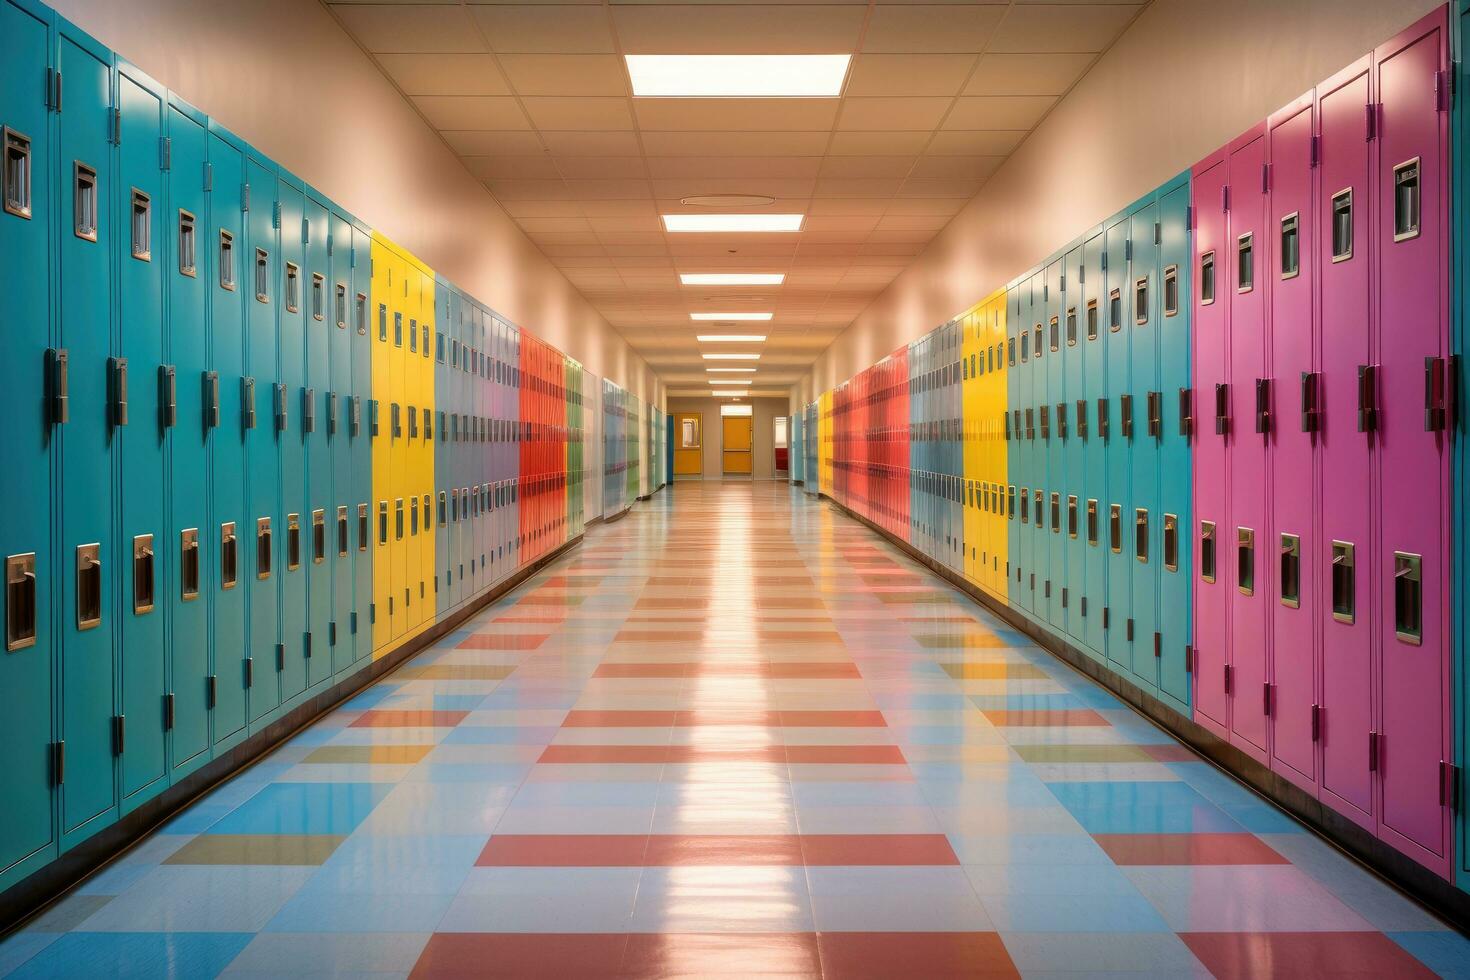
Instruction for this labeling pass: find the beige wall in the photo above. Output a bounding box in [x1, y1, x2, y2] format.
[666, 398, 791, 481]
[51, 0, 663, 408]
[795, 0, 1438, 411]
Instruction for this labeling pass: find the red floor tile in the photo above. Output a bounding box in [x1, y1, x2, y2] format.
[561, 709, 681, 727]
[411, 933, 631, 979]
[537, 744, 902, 765]
[539, 745, 675, 764]
[349, 710, 469, 729]
[621, 932, 821, 976]
[610, 631, 706, 645]
[784, 745, 905, 764]
[559, 709, 886, 728]
[1180, 932, 1436, 979]
[455, 633, 548, 650]
[477, 834, 958, 868]
[592, 661, 861, 679]
[780, 710, 887, 727]
[800, 834, 959, 866]
[641, 835, 806, 866]
[981, 709, 1110, 727]
[477, 835, 650, 867]
[1093, 833, 1289, 866]
[817, 932, 1018, 979]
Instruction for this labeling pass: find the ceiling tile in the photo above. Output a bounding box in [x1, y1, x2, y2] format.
[330, 4, 486, 53]
[640, 131, 833, 156]
[807, 199, 893, 216]
[819, 155, 917, 178]
[989, 3, 1141, 53]
[554, 156, 650, 178]
[612, 4, 866, 53]
[587, 215, 664, 232]
[377, 54, 510, 95]
[651, 178, 818, 199]
[825, 131, 933, 156]
[486, 179, 575, 200]
[964, 52, 1094, 96]
[634, 99, 840, 132]
[498, 54, 630, 96]
[908, 154, 1004, 178]
[539, 131, 645, 155]
[568, 179, 655, 199]
[813, 178, 904, 198]
[579, 199, 659, 217]
[464, 155, 563, 179]
[442, 130, 547, 155]
[471, 5, 617, 53]
[412, 95, 530, 129]
[862, 4, 1006, 53]
[501, 200, 584, 218]
[924, 129, 1027, 154]
[844, 53, 976, 97]
[836, 97, 952, 131]
[522, 97, 636, 130]
[942, 95, 1055, 130]
[516, 216, 594, 234]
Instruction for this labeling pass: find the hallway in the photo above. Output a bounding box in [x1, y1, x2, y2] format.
[1, 483, 1463, 978]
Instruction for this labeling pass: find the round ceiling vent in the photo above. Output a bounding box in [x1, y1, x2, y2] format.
[679, 194, 777, 208]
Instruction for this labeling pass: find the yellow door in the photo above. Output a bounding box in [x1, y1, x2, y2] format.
[674, 413, 703, 476]
[722, 416, 753, 474]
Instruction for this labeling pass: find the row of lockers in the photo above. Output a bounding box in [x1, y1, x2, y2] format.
[805, 5, 1463, 886]
[0, 0, 655, 901]
[601, 378, 641, 519]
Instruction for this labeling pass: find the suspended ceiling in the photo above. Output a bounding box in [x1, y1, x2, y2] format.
[326, 1, 1148, 399]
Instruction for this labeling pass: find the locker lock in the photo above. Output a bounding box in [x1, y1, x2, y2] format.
[1254, 378, 1271, 435]
[47, 348, 69, 425]
[1179, 387, 1194, 439]
[109, 357, 129, 427]
[5, 553, 37, 651]
[1357, 364, 1378, 432]
[242, 377, 256, 430]
[1214, 383, 1229, 436]
[160, 365, 177, 429]
[204, 371, 220, 430]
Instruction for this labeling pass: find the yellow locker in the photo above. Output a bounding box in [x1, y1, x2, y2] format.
[818, 390, 833, 495]
[961, 304, 984, 587]
[986, 289, 1008, 598]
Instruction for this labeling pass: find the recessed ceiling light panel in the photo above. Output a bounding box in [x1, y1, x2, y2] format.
[690, 312, 771, 321]
[706, 368, 756, 373]
[627, 55, 850, 98]
[702, 353, 760, 360]
[708, 379, 754, 385]
[680, 273, 785, 286]
[697, 334, 766, 342]
[663, 214, 803, 233]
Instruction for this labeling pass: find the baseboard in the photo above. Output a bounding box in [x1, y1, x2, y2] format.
[603, 506, 632, 524]
[818, 493, 1470, 932]
[0, 532, 585, 935]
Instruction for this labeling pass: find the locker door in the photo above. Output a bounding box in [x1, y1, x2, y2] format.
[207, 130, 247, 743]
[1104, 215, 1132, 670]
[1129, 202, 1161, 691]
[416, 270, 434, 626]
[350, 223, 371, 663]
[275, 177, 306, 703]
[1045, 261, 1065, 628]
[1012, 285, 1033, 613]
[387, 253, 406, 640]
[116, 63, 168, 811]
[1373, 12, 1451, 872]
[244, 157, 280, 722]
[1266, 97, 1318, 790]
[327, 209, 353, 676]
[303, 195, 330, 689]
[1317, 58, 1375, 832]
[1006, 287, 1023, 609]
[1081, 232, 1107, 658]
[437, 285, 453, 613]
[0, 0, 58, 886]
[57, 26, 118, 847]
[1158, 178, 1194, 709]
[1063, 245, 1084, 641]
[165, 103, 210, 780]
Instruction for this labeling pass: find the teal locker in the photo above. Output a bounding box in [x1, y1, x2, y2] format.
[1062, 244, 1085, 641]
[0, 0, 58, 890]
[327, 207, 353, 676]
[276, 176, 306, 705]
[1104, 214, 1132, 670]
[1006, 285, 1023, 610]
[1157, 177, 1193, 709]
[303, 194, 331, 689]
[57, 23, 118, 851]
[164, 97, 210, 781]
[244, 155, 279, 723]
[350, 222, 371, 664]
[437, 283, 454, 614]
[1128, 202, 1162, 691]
[115, 60, 168, 813]
[1044, 260, 1063, 629]
[207, 126, 248, 746]
[1081, 231, 1108, 659]
[1013, 278, 1034, 614]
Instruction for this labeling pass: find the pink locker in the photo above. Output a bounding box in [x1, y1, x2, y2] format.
[1191, 150, 1230, 738]
[1372, 9, 1452, 877]
[1266, 94, 1319, 792]
[1317, 56, 1376, 834]
[1227, 125, 1271, 766]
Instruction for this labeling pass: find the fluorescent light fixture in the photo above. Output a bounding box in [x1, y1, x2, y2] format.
[691, 312, 772, 322]
[627, 55, 849, 98]
[707, 367, 756, 373]
[697, 334, 766, 342]
[663, 214, 804, 233]
[713, 391, 746, 397]
[702, 353, 760, 360]
[708, 379, 753, 385]
[680, 273, 785, 286]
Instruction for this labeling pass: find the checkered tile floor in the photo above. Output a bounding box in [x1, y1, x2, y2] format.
[3, 482, 1464, 978]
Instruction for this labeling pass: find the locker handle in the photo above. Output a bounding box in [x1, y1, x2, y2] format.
[109, 357, 129, 427]
[179, 529, 199, 601]
[256, 517, 272, 580]
[1393, 551, 1422, 645]
[5, 553, 37, 651]
[1134, 509, 1148, 564]
[392, 402, 402, 439]
[1300, 372, 1320, 433]
[47, 348, 69, 424]
[75, 544, 102, 631]
[351, 395, 362, 437]
[1424, 356, 1446, 432]
[274, 382, 288, 432]
[132, 534, 155, 615]
[312, 509, 325, 564]
[1039, 404, 1049, 441]
[1279, 533, 1300, 608]
[328, 392, 338, 435]
[204, 372, 219, 429]
[1179, 387, 1194, 439]
[395, 499, 404, 541]
[336, 506, 349, 557]
[160, 365, 177, 429]
[1056, 402, 1067, 442]
[358, 503, 370, 552]
[220, 522, 238, 590]
[1237, 528, 1255, 596]
[368, 398, 379, 438]
[1254, 377, 1270, 435]
[1097, 398, 1109, 441]
[242, 376, 256, 430]
[285, 515, 301, 571]
[1076, 399, 1088, 440]
[1147, 390, 1161, 439]
[302, 387, 315, 433]
[1214, 383, 1229, 436]
[1120, 394, 1133, 439]
[1163, 514, 1178, 572]
[1357, 364, 1377, 432]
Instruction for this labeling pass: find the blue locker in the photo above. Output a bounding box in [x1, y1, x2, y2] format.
[1043, 261, 1063, 629]
[0, 0, 58, 889]
[1013, 278, 1035, 614]
[1104, 213, 1132, 670]
[115, 60, 168, 814]
[244, 154, 279, 723]
[1157, 177, 1193, 709]
[350, 222, 371, 664]
[437, 282, 454, 613]
[303, 193, 330, 690]
[949, 322, 963, 575]
[326, 208, 353, 677]
[164, 97, 210, 782]
[1081, 230, 1108, 659]
[1062, 244, 1085, 641]
[57, 22, 118, 850]
[1128, 201, 1162, 691]
[276, 176, 306, 703]
[207, 125, 247, 747]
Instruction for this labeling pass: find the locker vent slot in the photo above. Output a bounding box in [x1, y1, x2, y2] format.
[1331, 189, 1353, 261]
[76, 544, 102, 630]
[1199, 251, 1215, 305]
[179, 529, 200, 600]
[312, 510, 325, 565]
[1109, 504, 1122, 554]
[1279, 212, 1299, 279]
[1392, 158, 1420, 242]
[1086, 500, 1098, 545]
[1279, 533, 1300, 608]
[358, 503, 369, 552]
[1067, 496, 1078, 539]
[3, 128, 32, 219]
[218, 230, 236, 290]
[221, 523, 238, 590]
[1134, 276, 1149, 325]
[1237, 527, 1255, 596]
[1236, 232, 1254, 292]
[1135, 509, 1149, 564]
[256, 517, 272, 580]
[130, 189, 151, 261]
[132, 534, 155, 615]
[1393, 552, 1421, 645]
[1163, 514, 1178, 572]
[254, 248, 269, 303]
[5, 553, 37, 651]
[1201, 521, 1217, 584]
[1109, 288, 1122, 331]
[311, 273, 325, 322]
[73, 162, 97, 241]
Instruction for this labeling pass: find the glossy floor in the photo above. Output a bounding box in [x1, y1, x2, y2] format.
[2, 482, 1466, 978]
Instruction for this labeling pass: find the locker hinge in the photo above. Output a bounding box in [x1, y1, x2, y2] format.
[1368, 730, 1381, 771]
[203, 162, 213, 192]
[1366, 103, 1378, 141]
[1263, 683, 1273, 717]
[111, 107, 121, 146]
[272, 201, 281, 229]
[164, 693, 175, 731]
[1442, 761, 1459, 810]
[1435, 70, 1449, 112]
[245, 657, 254, 687]
[1153, 632, 1161, 658]
[1153, 220, 1161, 246]
[1222, 185, 1230, 213]
[113, 715, 125, 756]
[47, 67, 61, 112]
[275, 643, 285, 671]
[1260, 163, 1269, 193]
[1184, 645, 1193, 673]
[242, 182, 250, 212]
[304, 631, 312, 659]
[1311, 703, 1321, 742]
[1223, 663, 1232, 694]
[301, 216, 309, 245]
[53, 742, 64, 785]
[329, 621, 337, 646]
[1125, 238, 1133, 260]
[160, 136, 171, 171]
[207, 674, 218, 708]
[1309, 134, 1321, 168]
